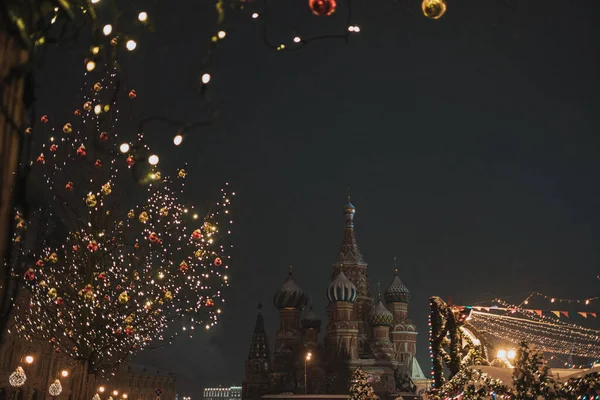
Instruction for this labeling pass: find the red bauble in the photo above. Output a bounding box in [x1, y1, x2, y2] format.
[87, 240, 98, 252]
[41, 115, 49, 123]
[49, 144, 58, 152]
[179, 261, 189, 273]
[36, 260, 44, 268]
[65, 182, 73, 191]
[97, 272, 107, 281]
[192, 229, 202, 240]
[36, 153, 45, 164]
[77, 145, 87, 156]
[128, 89, 137, 99]
[126, 155, 135, 166]
[24, 268, 35, 281]
[214, 257, 222, 266]
[74, 109, 81, 116]
[99, 132, 109, 141]
[72, 245, 78, 251]
[55, 297, 64, 305]
[309, 0, 336, 16]
[205, 298, 215, 307]
[148, 232, 159, 243]
[94, 159, 102, 168]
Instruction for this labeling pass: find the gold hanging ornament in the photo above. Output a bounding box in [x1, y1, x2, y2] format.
[48, 252, 58, 263]
[194, 249, 204, 259]
[101, 182, 112, 195]
[124, 314, 134, 325]
[159, 207, 169, 217]
[118, 291, 129, 304]
[48, 379, 62, 397]
[86, 193, 97, 207]
[178, 169, 187, 178]
[93, 82, 102, 92]
[138, 211, 149, 223]
[83, 101, 92, 111]
[127, 209, 135, 219]
[164, 291, 173, 301]
[422, 0, 447, 19]
[48, 288, 58, 299]
[9, 366, 26, 387]
[62, 123, 72, 134]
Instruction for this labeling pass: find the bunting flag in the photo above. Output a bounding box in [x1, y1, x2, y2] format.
[534, 310, 543, 317]
[591, 312, 597, 318]
[551, 310, 561, 318]
[560, 311, 569, 318]
[578, 312, 588, 318]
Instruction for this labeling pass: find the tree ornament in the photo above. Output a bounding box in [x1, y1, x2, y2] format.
[178, 169, 187, 178]
[126, 155, 135, 166]
[55, 297, 64, 305]
[110, 37, 119, 46]
[74, 109, 81, 116]
[48, 252, 58, 263]
[101, 182, 112, 195]
[205, 298, 215, 307]
[124, 314, 134, 325]
[49, 379, 62, 397]
[125, 326, 134, 335]
[149, 232, 159, 243]
[195, 249, 204, 258]
[41, 115, 49, 123]
[127, 209, 135, 219]
[9, 366, 27, 387]
[49, 144, 58, 152]
[39, 280, 47, 287]
[86, 193, 97, 207]
[118, 291, 129, 304]
[48, 288, 58, 299]
[97, 272, 107, 281]
[159, 207, 169, 217]
[25, 127, 32, 135]
[77, 144, 87, 156]
[192, 229, 202, 240]
[214, 257, 222, 266]
[93, 82, 102, 92]
[25, 268, 36, 281]
[179, 261, 189, 273]
[164, 291, 173, 301]
[308, 0, 337, 16]
[422, 0, 447, 19]
[87, 240, 98, 252]
[138, 211, 149, 223]
[63, 123, 73, 134]
[83, 101, 92, 111]
[94, 159, 103, 168]
[99, 131, 109, 141]
[128, 89, 137, 99]
[37, 153, 46, 164]
[36, 260, 45, 267]
[93, 394, 101, 400]
[65, 181, 74, 191]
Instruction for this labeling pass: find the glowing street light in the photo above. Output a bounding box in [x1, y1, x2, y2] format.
[25, 355, 34, 364]
[60, 370, 69, 377]
[304, 352, 312, 394]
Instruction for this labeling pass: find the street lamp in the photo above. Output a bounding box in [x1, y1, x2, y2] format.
[24, 355, 34, 364]
[98, 386, 105, 393]
[304, 352, 312, 394]
[60, 370, 69, 378]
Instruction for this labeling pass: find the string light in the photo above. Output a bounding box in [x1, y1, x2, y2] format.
[138, 12, 148, 22]
[201, 74, 211, 84]
[119, 143, 130, 153]
[102, 24, 113, 36]
[86, 61, 96, 72]
[217, 31, 226, 39]
[126, 40, 137, 51]
[173, 135, 183, 146]
[148, 154, 159, 165]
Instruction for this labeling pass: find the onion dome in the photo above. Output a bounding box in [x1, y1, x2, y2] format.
[273, 267, 308, 310]
[369, 300, 393, 326]
[384, 268, 411, 304]
[301, 306, 322, 329]
[326, 270, 358, 303]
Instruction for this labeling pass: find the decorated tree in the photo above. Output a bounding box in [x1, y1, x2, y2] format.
[558, 371, 600, 399]
[11, 66, 233, 394]
[349, 368, 377, 400]
[512, 341, 559, 400]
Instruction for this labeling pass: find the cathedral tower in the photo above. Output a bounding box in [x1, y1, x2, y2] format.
[242, 304, 272, 400]
[384, 268, 417, 363]
[331, 199, 373, 357]
[325, 270, 359, 360]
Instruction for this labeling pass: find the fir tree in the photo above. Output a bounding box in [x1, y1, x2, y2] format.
[512, 341, 558, 400]
[349, 368, 377, 400]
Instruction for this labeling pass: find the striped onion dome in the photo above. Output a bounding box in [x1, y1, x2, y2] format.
[384, 269, 411, 304]
[301, 306, 321, 329]
[326, 270, 358, 303]
[369, 300, 394, 326]
[273, 270, 308, 310]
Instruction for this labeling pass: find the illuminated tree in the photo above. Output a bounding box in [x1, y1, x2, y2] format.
[349, 368, 377, 400]
[12, 67, 233, 384]
[512, 341, 558, 400]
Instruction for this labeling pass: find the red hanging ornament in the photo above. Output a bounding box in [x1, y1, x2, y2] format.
[205, 298, 215, 307]
[55, 297, 64, 305]
[99, 132, 109, 141]
[77, 145, 87, 156]
[65, 182, 74, 191]
[94, 159, 102, 168]
[308, 0, 337, 16]
[115, 285, 122, 291]
[179, 261, 189, 273]
[192, 229, 202, 240]
[25, 127, 32, 135]
[148, 232, 159, 243]
[87, 240, 98, 252]
[125, 326, 134, 335]
[72, 245, 78, 251]
[36, 153, 45, 164]
[74, 109, 81, 116]
[97, 272, 107, 281]
[49, 144, 58, 152]
[214, 257, 222, 266]
[126, 155, 135, 167]
[24, 268, 36, 281]
[41, 115, 49, 123]
[36, 260, 44, 268]
[55, 348, 61, 353]
[128, 89, 137, 99]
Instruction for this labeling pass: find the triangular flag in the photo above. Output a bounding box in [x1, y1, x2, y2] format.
[474, 306, 482, 311]
[551, 311, 561, 318]
[483, 307, 490, 312]
[561, 311, 569, 318]
[535, 310, 543, 317]
[578, 312, 588, 318]
[590, 312, 597, 318]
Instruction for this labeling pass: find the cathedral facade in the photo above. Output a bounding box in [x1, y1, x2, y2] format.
[242, 200, 425, 400]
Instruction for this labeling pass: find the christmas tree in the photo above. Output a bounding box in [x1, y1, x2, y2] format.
[349, 368, 377, 400]
[12, 66, 233, 380]
[512, 341, 558, 400]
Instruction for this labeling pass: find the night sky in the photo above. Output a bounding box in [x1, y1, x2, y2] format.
[36, 0, 600, 397]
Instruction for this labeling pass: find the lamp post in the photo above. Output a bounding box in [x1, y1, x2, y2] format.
[304, 352, 312, 394]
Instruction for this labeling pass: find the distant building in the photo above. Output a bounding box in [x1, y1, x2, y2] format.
[204, 386, 242, 400]
[242, 199, 428, 400]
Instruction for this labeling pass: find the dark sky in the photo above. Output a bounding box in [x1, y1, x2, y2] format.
[37, 0, 600, 397]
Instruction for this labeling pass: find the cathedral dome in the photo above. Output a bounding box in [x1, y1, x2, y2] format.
[326, 270, 358, 303]
[301, 306, 321, 329]
[384, 269, 411, 304]
[369, 300, 393, 326]
[273, 269, 308, 310]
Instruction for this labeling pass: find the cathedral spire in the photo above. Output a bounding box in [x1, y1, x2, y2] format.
[248, 303, 271, 360]
[337, 194, 365, 264]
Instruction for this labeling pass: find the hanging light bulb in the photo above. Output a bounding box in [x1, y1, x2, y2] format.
[308, 0, 337, 16]
[126, 40, 137, 51]
[9, 366, 27, 387]
[86, 61, 96, 72]
[422, 0, 447, 19]
[49, 379, 62, 397]
[138, 11, 148, 22]
[173, 134, 183, 146]
[119, 143, 130, 153]
[202, 73, 211, 84]
[148, 155, 159, 165]
[102, 24, 113, 36]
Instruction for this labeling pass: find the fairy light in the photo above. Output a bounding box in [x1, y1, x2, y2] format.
[102, 24, 113, 36]
[86, 61, 96, 72]
[201, 74, 211, 84]
[252, 13, 259, 19]
[138, 12, 148, 22]
[126, 40, 137, 51]
[14, 66, 235, 375]
[217, 31, 226, 39]
[173, 135, 183, 146]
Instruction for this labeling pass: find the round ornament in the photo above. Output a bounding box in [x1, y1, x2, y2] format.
[99, 132, 109, 141]
[49, 144, 58, 152]
[36, 153, 45, 164]
[192, 229, 202, 240]
[87, 240, 98, 252]
[149, 232, 159, 242]
[309, 0, 336, 16]
[41, 115, 49, 123]
[97, 272, 107, 281]
[128, 209, 135, 219]
[24, 268, 35, 281]
[118, 291, 129, 304]
[55, 297, 64, 305]
[36, 260, 44, 268]
[74, 109, 81, 116]
[179, 261, 189, 273]
[83, 101, 92, 111]
[205, 298, 215, 307]
[126, 155, 135, 166]
[9, 366, 27, 387]
[86, 193, 97, 207]
[178, 169, 187, 178]
[93, 82, 102, 92]
[48, 252, 58, 263]
[164, 291, 173, 301]
[77, 144, 87, 156]
[49, 379, 62, 397]
[48, 288, 58, 299]
[138, 211, 149, 223]
[101, 182, 112, 195]
[94, 159, 102, 168]
[214, 257, 222, 266]
[422, 0, 446, 19]
[65, 181, 74, 191]
[129, 89, 137, 99]
[63, 123, 72, 134]
[159, 207, 168, 217]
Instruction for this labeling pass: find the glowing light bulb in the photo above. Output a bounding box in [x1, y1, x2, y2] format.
[202, 73, 211, 84]
[126, 40, 137, 51]
[98, 386, 105, 393]
[217, 31, 226, 39]
[113, 390, 119, 396]
[173, 134, 183, 146]
[148, 155, 159, 165]
[91, 0, 100, 3]
[61, 370, 69, 377]
[25, 355, 34, 364]
[94, 105, 102, 115]
[102, 24, 112, 36]
[119, 143, 130, 154]
[422, 0, 447, 19]
[507, 350, 516, 360]
[138, 12, 148, 22]
[497, 349, 507, 359]
[91, 46, 100, 55]
[86, 61, 96, 72]
[252, 13, 259, 19]
[293, 37, 301, 43]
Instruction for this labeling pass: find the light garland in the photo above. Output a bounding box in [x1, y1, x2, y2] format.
[522, 291, 599, 306]
[13, 67, 234, 374]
